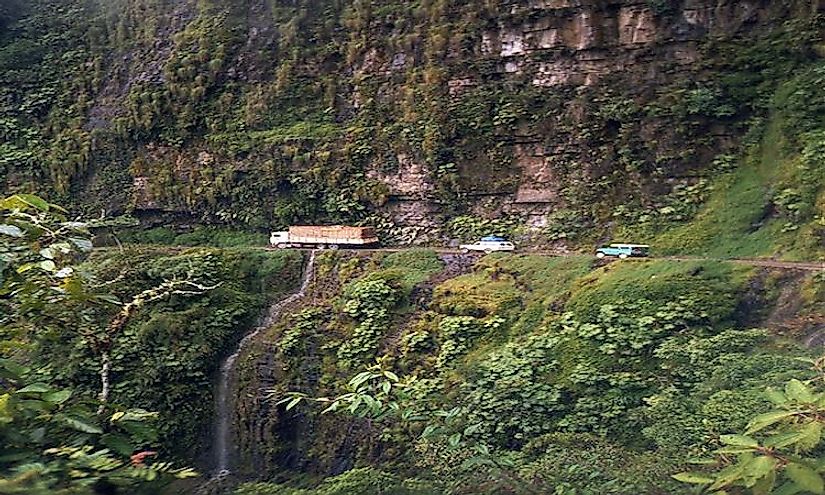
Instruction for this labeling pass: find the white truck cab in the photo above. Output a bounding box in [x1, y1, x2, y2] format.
[270, 231, 289, 247]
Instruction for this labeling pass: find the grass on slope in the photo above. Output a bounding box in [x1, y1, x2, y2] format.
[432, 254, 594, 334]
[566, 259, 753, 324]
[476, 254, 594, 335]
[656, 64, 825, 261]
[379, 249, 444, 291]
[121, 226, 269, 247]
[656, 118, 792, 258]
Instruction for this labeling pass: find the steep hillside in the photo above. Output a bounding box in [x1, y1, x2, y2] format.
[1, 0, 823, 257]
[222, 250, 823, 494]
[47, 247, 303, 459]
[2, 192, 823, 495]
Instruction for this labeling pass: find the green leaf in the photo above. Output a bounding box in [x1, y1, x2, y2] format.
[362, 394, 378, 412]
[753, 468, 776, 495]
[421, 425, 438, 439]
[673, 472, 715, 484]
[101, 433, 134, 456]
[16, 383, 51, 394]
[747, 410, 798, 434]
[42, 389, 72, 405]
[720, 434, 759, 447]
[773, 481, 804, 495]
[349, 372, 372, 388]
[0, 359, 28, 379]
[16, 263, 36, 274]
[62, 415, 103, 434]
[785, 463, 824, 495]
[96, 294, 122, 305]
[382, 370, 399, 381]
[39, 260, 56, 272]
[786, 380, 815, 404]
[9, 194, 50, 211]
[745, 456, 777, 483]
[0, 394, 12, 423]
[286, 397, 302, 411]
[766, 430, 807, 449]
[711, 457, 751, 490]
[765, 388, 788, 405]
[797, 421, 823, 452]
[118, 419, 156, 441]
[18, 194, 49, 211]
[717, 446, 758, 455]
[464, 423, 481, 436]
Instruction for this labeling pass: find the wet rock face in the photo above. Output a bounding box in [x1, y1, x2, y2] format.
[475, 0, 781, 88]
[367, 153, 434, 199]
[72, 0, 808, 234]
[356, 0, 799, 230]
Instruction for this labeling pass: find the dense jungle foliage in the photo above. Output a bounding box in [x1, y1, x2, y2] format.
[1, 194, 302, 492]
[229, 250, 825, 495]
[4, 194, 823, 494]
[2, 0, 825, 494]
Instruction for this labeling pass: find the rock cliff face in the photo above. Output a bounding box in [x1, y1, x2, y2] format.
[0, 0, 822, 244]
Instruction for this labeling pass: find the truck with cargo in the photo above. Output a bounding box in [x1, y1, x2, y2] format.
[269, 225, 379, 249]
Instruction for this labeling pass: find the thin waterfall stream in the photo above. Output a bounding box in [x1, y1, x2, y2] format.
[211, 250, 316, 478]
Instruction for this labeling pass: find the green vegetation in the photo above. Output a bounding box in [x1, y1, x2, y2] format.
[4, 193, 824, 494]
[614, 17, 825, 260]
[120, 226, 268, 247]
[1, 194, 303, 493]
[2, 0, 825, 493]
[1, 1, 820, 257]
[656, 73, 825, 259]
[232, 248, 822, 494]
[67, 246, 302, 454]
[1, 195, 199, 493]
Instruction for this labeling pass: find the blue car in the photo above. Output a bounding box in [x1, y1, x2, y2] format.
[595, 243, 650, 259]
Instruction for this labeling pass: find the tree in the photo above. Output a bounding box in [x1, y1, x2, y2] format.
[0, 194, 196, 493]
[675, 357, 825, 494]
[275, 358, 539, 494]
[88, 273, 219, 412]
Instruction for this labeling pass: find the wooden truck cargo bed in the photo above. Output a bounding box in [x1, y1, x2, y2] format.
[289, 225, 376, 238]
[287, 225, 379, 245]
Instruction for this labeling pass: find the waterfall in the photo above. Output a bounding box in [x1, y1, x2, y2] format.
[211, 250, 316, 477]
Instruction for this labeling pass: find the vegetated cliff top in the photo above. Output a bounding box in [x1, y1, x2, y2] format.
[0, 0, 823, 258]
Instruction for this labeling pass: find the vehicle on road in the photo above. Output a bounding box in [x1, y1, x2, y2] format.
[595, 243, 650, 259]
[460, 236, 516, 254]
[270, 225, 379, 249]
